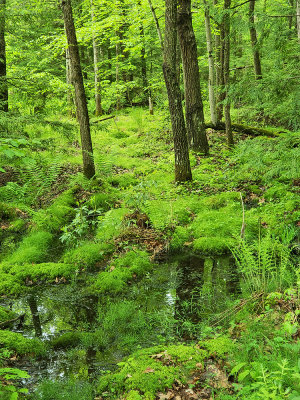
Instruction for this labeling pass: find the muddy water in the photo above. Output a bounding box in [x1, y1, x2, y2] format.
[1, 254, 237, 390]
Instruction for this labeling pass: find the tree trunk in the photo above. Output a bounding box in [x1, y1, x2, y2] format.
[0, 0, 8, 112]
[91, 0, 103, 116]
[138, 0, 150, 108]
[214, 0, 225, 123]
[297, 0, 300, 43]
[204, 0, 217, 126]
[249, 0, 262, 79]
[177, 0, 209, 154]
[65, 46, 76, 117]
[223, 0, 234, 146]
[163, 0, 192, 182]
[147, 0, 164, 51]
[61, 0, 95, 179]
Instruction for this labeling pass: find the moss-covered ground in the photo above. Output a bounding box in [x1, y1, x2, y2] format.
[0, 108, 299, 399]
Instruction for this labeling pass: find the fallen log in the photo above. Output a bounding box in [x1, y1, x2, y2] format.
[91, 115, 115, 124]
[205, 122, 284, 137]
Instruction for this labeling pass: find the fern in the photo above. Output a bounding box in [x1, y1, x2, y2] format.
[232, 235, 295, 295]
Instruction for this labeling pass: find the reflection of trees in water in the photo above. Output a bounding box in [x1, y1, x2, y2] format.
[174, 255, 237, 337]
[28, 295, 42, 337]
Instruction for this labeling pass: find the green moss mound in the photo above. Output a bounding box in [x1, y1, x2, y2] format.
[0, 330, 46, 356]
[4, 231, 53, 265]
[98, 344, 208, 399]
[63, 241, 113, 270]
[0, 262, 77, 295]
[51, 332, 82, 349]
[92, 250, 152, 294]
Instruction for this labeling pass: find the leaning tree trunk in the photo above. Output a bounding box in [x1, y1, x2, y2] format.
[0, 0, 8, 112]
[177, 0, 209, 154]
[91, 0, 103, 116]
[61, 0, 95, 179]
[249, 0, 262, 79]
[223, 0, 234, 146]
[204, 0, 217, 126]
[163, 0, 192, 182]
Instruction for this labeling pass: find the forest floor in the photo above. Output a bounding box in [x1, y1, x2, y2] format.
[0, 108, 299, 400]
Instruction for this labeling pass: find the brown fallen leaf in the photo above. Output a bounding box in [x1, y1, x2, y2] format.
[143, 367, 155, 373]
[109, 266, 115, 272]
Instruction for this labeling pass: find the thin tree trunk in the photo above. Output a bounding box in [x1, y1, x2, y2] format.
[65, 47, 75, 117]
[223, 0, 234, 146]
[61, 0, 95, 179]
[115, 39, 121, 111]
[0, 0, 8, 112]
[91, 0, 103, 116]
[177, 0, 209, 154]
[214, 0, 225, 122]
[147, 0, 164, 51]
[204, 0, 217, 126]
[297, 0, 300, 43]
[163, 0, 192, 182]
[249, 0, 262, 79]
[138, 0, 150, 108]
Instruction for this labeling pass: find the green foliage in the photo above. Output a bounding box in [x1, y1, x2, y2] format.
[92, 250, 152, 294]
[0, 262, 77, 295]
[96, 207, 130, 242]
[0, 330, 46, 356]
[0, 306, 16, 325]
[0, 367, 30, 400]
[199, 336, 234, 358]
[60, 204, 101, 246]
[32, 379, 94, 400]
[98, 344, 208, 399]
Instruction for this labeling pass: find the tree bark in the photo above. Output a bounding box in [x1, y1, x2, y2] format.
[177, 0, 209, 154]
[61, 0, 95, 179]
[65, 46, 75, 117]
[147, 0, 164, 51]
[163, 0, 192, 182]
[249, 0, 262, 79]
[223, 0, 234, 146]
[0, 0, 8, 112]
[91, 0, 103, 116]
[204, 0, 217, 126]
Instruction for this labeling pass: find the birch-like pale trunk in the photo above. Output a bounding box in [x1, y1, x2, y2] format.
[204, 0, 217, 126]
[0, 0, 8, 111]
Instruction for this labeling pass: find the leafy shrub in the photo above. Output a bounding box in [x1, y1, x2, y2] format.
[96, 207, 130, 242]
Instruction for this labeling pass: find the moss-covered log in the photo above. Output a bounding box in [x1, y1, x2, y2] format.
[205, 122, 283, 137]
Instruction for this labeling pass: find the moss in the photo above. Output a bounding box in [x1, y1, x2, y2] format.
[0, 306, 16, 324]
[108, 173, 138, 189]
[198, 335, 234, 358]
[4, 231, 53, 265]
[92, 250, 152, 294]
[193, 236, 236, 254]
[98, 344, 208, 399]
[51, 332, 82, 349]
[0, 330, 47, 356]
[32, 189, 76, 232]
[63, 242, 113, 270]
[7, 219, 27, 232]
[0, 262, 77, 295]
[169, 226, 191, 252]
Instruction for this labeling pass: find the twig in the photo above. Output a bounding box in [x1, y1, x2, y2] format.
[91, 115, 115, 124]
[240, 192, 245, 239]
